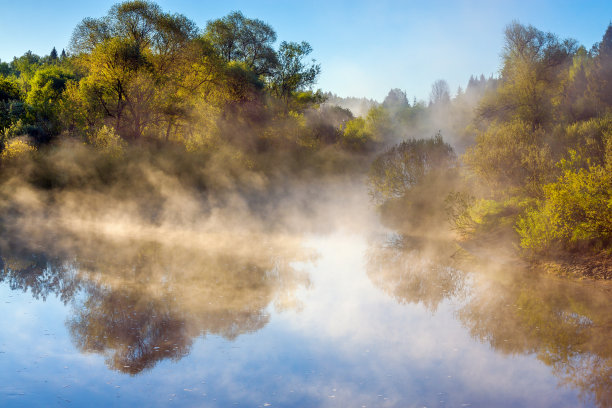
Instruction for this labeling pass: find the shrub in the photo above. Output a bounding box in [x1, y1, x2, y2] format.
[516, 161, 612, 252]
[368, 133, 456, 203]
[0, 138, 36, 161]
[88, 126, 127, 158]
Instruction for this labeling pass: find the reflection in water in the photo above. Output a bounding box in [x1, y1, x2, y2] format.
[367, 233, 612, 407]
[0, 230, 312, 375]
[366, 234, 466, 312]
[460, 267, 612, 408]
[0, 250, 80, 304]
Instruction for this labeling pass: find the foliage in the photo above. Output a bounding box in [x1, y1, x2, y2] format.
[517, 156, 612, 252]
[368, 133, 456, 203]
[88, 125, 127, 158]
[269, 41, 320, 106]
[0, 76, 21, 101]
[205, 11, 278, 76]
[0, 138, 36, 161]
[1, 3, 611, 269]
[463, 119, 554, 196]
[341, 117, 373, 151]
[458, 22, 612, 262]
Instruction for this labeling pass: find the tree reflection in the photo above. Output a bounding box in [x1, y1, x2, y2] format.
[458, 267, 612, 408]
[367, 233, 612, 407]
[0, 231, 312, 375]
[0, 248, 81, 303]
[366, 234, 466, 312]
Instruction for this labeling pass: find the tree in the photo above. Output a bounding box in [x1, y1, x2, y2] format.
[368, 133, 456, 203]
[589, 23, 612, 111]
[0, 76, 23, 133]
[269, 41, 320, 108]
[0, 60, 10, 76]
[206, 11, 278, 76]
[383, 88, 409, 111]
[0, 77, 20, 101]
[516, 155, 612, 252]
[429, 79, 450, 105]
[10, 51, 41, 92]
[479, 22, 577, 129]
[463, 119, 554, 196]
[50, 47, 58, 61]
[69, 0, 215, 140]
[26, 66, 75, 135]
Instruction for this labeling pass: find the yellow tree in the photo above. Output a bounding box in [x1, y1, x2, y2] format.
[70, 1, 222, 141]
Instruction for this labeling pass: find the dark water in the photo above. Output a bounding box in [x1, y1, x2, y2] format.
[1, 188, 612, 407]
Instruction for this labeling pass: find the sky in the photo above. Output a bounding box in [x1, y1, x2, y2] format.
[0, 0, 611, 101]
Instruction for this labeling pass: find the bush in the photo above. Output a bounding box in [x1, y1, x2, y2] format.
[88, 126, 127, 158]
[516, 161, 612, 252]
[0, 138, 36, 161]
[368, 133, 456, 203]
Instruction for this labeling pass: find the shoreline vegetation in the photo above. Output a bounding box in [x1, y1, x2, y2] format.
[0, 1, 610, 278]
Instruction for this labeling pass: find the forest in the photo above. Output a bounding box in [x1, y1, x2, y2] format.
[0, 1, 610, 278]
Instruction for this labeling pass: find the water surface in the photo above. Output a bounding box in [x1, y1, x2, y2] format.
[1, 183, 611, 407]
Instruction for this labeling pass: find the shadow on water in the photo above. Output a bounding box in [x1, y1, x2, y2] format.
[366, 232, 612, 407]
[0, 227, 313, 375]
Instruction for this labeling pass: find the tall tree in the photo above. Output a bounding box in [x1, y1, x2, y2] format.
[429, 79, 450, 105]
[205, 11, 278, 76]
[480, 22, 577, 129]
[69, 0, 215, 140]
[589, 23, 612, 111]
[383, 88, 409, 111]
[269, 41, 320, 108]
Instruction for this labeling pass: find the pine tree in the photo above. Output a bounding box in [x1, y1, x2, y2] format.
[50, 47, 58, 60]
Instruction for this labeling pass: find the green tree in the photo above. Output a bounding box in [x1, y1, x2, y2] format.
[479, 22, 576, 129]
[463, 119, 554, 196]
[0, 60, 10, 76]
[69, 0, 215, 140]
[516, 150, 612, 252]
[0, 76, 21, 101]
[26, 66, 76, 135]
[206, 11, 278, 76]
[269, 41, 320, 108]
[10, 51, 41, 93]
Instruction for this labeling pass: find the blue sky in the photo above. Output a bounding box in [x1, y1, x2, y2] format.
[0, 0, 611, 101]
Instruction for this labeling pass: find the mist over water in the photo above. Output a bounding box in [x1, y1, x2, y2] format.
[1, 149, 611, 407]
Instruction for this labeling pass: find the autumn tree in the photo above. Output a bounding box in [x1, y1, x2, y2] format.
[69, 0, 218, 141]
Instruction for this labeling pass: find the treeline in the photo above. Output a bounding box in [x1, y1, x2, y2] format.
[369, 22, 612, 275]
[0, 0, 497, 168]
[0, 1, 366, 169]
[465, 22, 612, 260]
